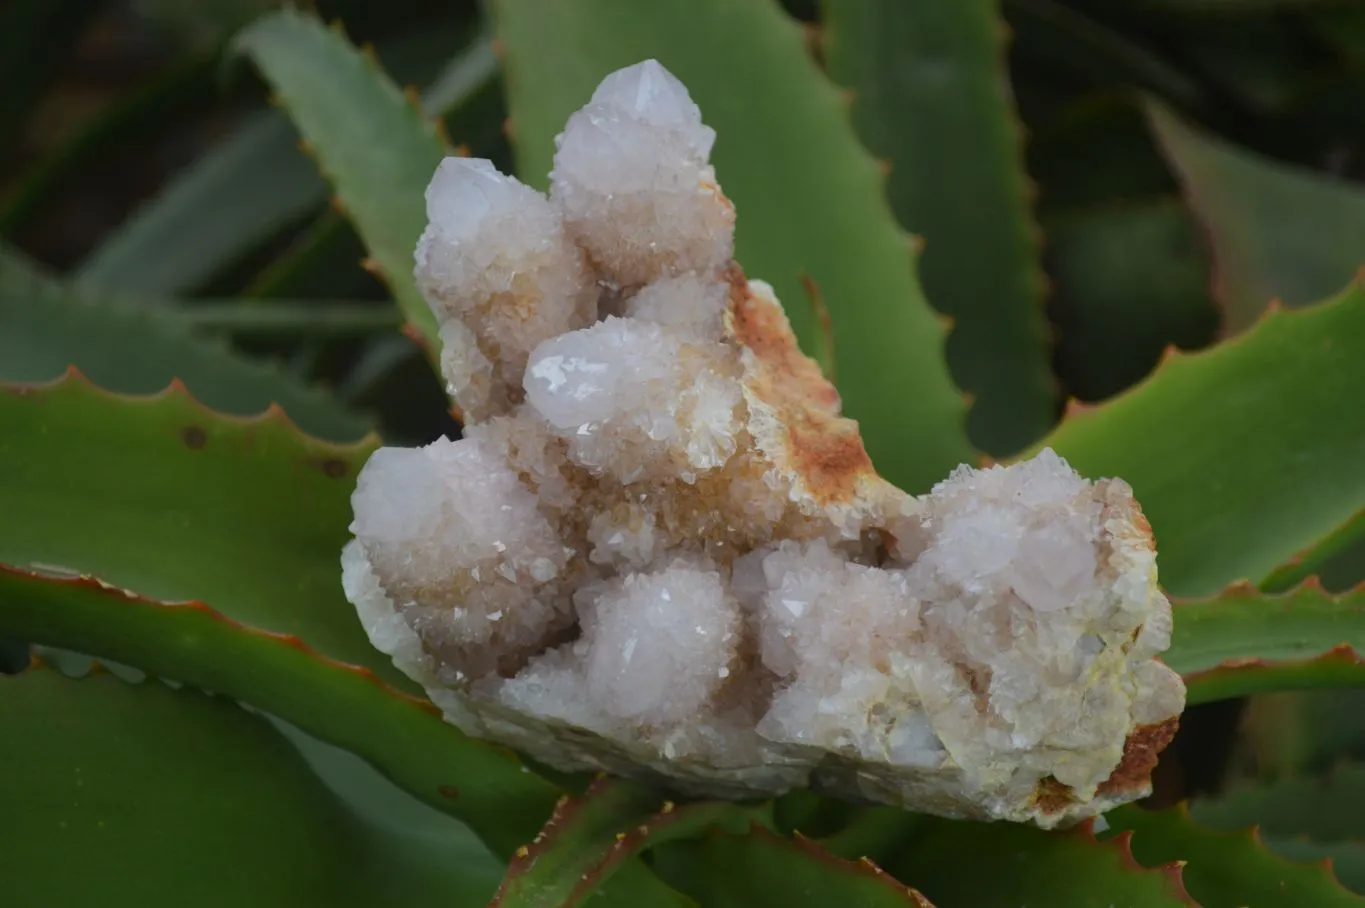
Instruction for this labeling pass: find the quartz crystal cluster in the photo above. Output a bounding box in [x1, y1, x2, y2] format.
[342, 60, 1185, 827]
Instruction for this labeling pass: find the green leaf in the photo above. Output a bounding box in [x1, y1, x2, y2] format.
[76, 33, 497, 298]
[179, 299, 401, 336]
[822, 0, 1054, 456]
[1195, 763, 1365, 844]
[234, 9, 448, 344]
[1045, 198, 1217, 402]
[1191, 765, 1365, 895]
[0, 250, 370, 441]
[1146, 99, 1365, 333]
[0, 661, 498, 906]
[1166, 579, 1365, 704]
[1262, 509, 1365, 593]
[1108, 803, 1365, 907]
[0, 564, 559, 858]
[654, 826, 937, 907]
[1036, 278, 1365, 596]
[491, 0, 972, 493]
[74, 110, 325, 296]
[493, 778, 761, 908]
[0, 372, 388, 679]
[885, 817, 1195, 907]
[270, 721, 506, 907]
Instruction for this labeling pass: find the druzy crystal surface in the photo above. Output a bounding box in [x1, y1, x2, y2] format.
[342, 59, 1184, 827]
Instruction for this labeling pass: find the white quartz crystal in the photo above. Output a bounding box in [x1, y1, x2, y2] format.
[416, 157, 596, 420]
[346, 60, 1185, 828]
[550, 60, 734, 288]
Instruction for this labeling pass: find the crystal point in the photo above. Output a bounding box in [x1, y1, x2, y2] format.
[344, 60, 1184, 828]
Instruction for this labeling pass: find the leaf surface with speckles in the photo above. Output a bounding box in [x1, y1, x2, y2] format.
[0, 371, 394, 683]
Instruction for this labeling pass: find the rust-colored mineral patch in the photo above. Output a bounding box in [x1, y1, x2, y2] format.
[1096, 717, 1180, 799]
[725, 265, 875, 505]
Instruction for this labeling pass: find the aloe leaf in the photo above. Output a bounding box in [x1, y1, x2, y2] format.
[1167, 579, 1365, 704]
[0, 372, 391, 681]
[179, 300, 401, 335]
[73, 111, 325, 296]
[269, 721, 506, 906]
[1146, 99, 1365, 334]
[0, 250, 370, 440]
[493, 778, 764, 908]
[234, 9, 449, 343]
[1045, 198, 1217, 402]
[822, 0, 1054, 456]
[1191, 764, 1365, 894]
[1262, 509, 1365, 592]
[76, 33, 496, 298]
[886, 817, 1195, 907]
[491, 0, 973, 493]
[654, 825, 937, 907]
[1108, 803, 1365, 907]
[0, 660, 506, 905]
[1195, 763, 1365, 845]
[1037, 278, 1365, 597]
[0, 564, 559, 858]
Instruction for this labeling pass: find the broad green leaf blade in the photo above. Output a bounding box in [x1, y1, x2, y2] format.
[0, 250, 370, 441]
[76, 33, 497, 298]
[492, 0, 973, 493]
[1147, 100, 1365, 333]
[1194, 764, 1365, 845]
[1191, 765, 1365, 895]
[0, 565, 558, 858]
[1260, 506, 1365, 592]
[1045, 199, 1217, 402]
[0, 661, 497, 906]
[1167, 580, 1365, 704]
[887, 817, 1195, 907]
[234, 9, 447, 343]
[1037, 278, 1365, 596]
[74, 111, 325, 295]
[180, 300, 401, 336]
[0, 372, 392, 681]
[1109, 803, 1365, 907]
[270, 722, 506, 908]
[822, 0, 1054, 456]
[493, 778, 761, 908]
[655, 826, 937, 907]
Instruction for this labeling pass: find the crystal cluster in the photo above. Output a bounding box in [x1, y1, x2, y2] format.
[342, 60, 1184, 827]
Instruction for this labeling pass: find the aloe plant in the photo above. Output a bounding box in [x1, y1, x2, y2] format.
[3, 1, 1365, 905]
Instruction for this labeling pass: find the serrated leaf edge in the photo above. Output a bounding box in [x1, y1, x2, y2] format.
[3, 364, 383, 452]
[1172, 576, 1365, 704]
[1125, 802, 1365, 904]
[1037, 271, 1365, 443]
